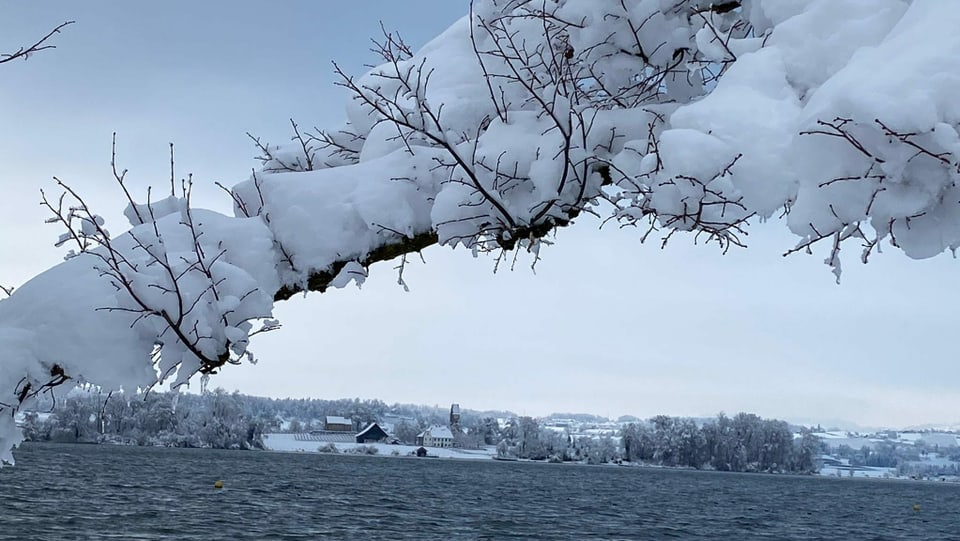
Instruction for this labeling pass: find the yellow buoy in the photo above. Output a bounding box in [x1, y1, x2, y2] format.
[213, 480, 224, 489]
[912, 504, 921, 512]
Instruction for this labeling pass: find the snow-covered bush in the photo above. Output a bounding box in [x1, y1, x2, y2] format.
[318, 443, 339, 454]
[3, 0, 960, 465]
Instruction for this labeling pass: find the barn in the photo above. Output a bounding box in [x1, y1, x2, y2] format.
[355, 422, 390, 444]
[324, 415, 353, 432]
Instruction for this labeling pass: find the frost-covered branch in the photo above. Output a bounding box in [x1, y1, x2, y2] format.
[54, 150, 279, 377]
[0, 141, 284, 464]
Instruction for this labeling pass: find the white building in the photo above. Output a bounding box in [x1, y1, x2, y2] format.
[416, 425, 455, 448]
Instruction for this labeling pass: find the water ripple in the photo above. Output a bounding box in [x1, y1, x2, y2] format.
[1, 443, 958, 540]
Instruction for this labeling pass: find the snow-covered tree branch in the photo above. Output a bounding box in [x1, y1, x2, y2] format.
[2, 0, 959, 465]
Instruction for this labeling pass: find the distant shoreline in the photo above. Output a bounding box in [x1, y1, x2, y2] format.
[19, 441, 960, 484]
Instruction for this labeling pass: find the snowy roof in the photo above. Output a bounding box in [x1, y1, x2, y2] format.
[325, 415, 351, 425]
[357, 422, 389, 438]
[420, 425, 454, 439]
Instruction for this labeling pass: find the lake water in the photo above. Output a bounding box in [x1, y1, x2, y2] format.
[0, 443, 957, 540]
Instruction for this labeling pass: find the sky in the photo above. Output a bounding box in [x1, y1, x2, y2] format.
[1, 1, 959, 430]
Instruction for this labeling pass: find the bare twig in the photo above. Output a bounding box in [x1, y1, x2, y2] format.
[0, 21, 74, 65]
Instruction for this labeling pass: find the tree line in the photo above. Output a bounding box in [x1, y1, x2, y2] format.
[21, 390, 821, 473]
[22, 389, 266, 449]
[19, 389, 510, 450]
[492, 413, 821, 473]
[621, 414, 821, 473]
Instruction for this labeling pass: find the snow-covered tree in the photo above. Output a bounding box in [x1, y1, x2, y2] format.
[393, 421, 421, 445]
[515, 416, 546, 459]
[621, 414, 818, 472]
[3, 1, 960, 465]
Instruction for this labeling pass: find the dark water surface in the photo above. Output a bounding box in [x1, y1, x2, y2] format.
[1, 443, 957, 540]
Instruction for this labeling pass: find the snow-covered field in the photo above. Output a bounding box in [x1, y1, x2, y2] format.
[261, 433, 497, 460]
[814, 429, 960, 481]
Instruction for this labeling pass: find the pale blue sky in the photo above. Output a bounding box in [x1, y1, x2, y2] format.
[2, 2, 958, 429]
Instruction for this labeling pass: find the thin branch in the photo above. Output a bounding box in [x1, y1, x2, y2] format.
[0, 21, 74, 65]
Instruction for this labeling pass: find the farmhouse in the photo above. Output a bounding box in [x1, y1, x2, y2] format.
[416, 425, 455, 448]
